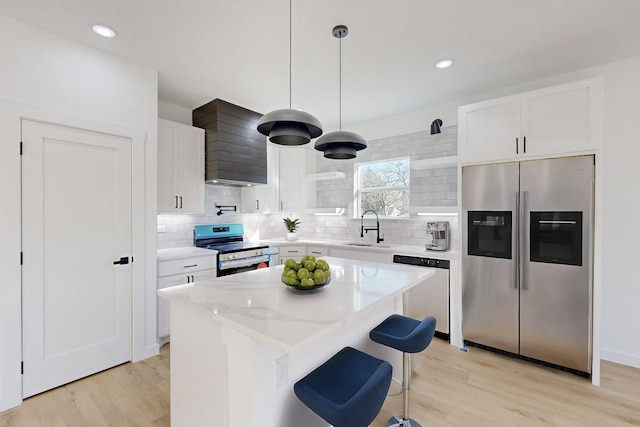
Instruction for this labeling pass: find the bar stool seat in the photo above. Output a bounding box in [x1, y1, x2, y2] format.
[370, 315, 437, 427]
[294, 346, 392, 427]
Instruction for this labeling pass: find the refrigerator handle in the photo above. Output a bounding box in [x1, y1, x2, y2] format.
[515, 191, 520, 289]
[519, 190, 527, 290]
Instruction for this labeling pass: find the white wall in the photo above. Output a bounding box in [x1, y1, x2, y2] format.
[352, 56, 640, 368]
[159, 100, 193, 126]
[0, 14, 159, 411]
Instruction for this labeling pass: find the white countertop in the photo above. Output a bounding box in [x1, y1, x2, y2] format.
[259, 238, 459, 261]
[158, 256, 435, 352]
[157, 246, 216, 262]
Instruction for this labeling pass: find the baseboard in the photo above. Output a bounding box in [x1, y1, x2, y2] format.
[133, 343, 160, 363]
[600, 348, 640, 368]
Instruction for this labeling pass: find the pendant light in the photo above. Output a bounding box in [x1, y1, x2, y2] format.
[314, 25, 367, 159]
[257, 0, 322, 146]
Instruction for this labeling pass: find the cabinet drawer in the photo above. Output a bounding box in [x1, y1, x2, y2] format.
[307, 246, 329, 257]
[158, 255, 216, 277]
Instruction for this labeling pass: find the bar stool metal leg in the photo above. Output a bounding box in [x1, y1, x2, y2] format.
[386, 353, 421, 427]
[369, 315, 436, 427]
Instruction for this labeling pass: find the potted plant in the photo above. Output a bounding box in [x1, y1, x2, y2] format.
[283, 217, 301, 241]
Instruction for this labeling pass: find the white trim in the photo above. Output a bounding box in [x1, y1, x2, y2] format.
[411, 156, 458, 170]
[600, 348, 640, 369]
[305, 171, 346, 181]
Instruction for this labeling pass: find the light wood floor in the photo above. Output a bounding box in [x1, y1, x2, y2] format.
[1, 339, 639, 426]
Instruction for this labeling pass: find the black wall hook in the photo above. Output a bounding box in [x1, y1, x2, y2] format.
[430, 119, 443, 135]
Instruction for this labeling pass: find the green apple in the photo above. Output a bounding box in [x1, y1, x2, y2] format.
[297, 268, 310, 280]
[300, 278, 314, 288]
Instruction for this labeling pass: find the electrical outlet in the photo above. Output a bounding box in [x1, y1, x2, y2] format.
[275, 355, 288, 388]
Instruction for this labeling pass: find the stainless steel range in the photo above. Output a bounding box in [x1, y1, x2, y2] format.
[194, 224, 270, 277]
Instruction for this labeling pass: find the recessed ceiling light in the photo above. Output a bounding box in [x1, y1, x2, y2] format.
[92, 25, 117, 38]
[435, 59, 454, 69]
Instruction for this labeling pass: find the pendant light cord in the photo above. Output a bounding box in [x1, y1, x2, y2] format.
[339, 33, 342, 131]
[289, 0, 292, 109]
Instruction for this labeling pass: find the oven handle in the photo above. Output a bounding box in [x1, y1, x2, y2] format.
[218, 254, 270, 270]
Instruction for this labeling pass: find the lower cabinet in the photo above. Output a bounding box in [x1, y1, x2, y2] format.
[278, 245, 331, 263]
[157, 254, 216, 343]
[329, 248, 393, 263]
[307, 246, 330, 258]
[278, 245, 307, 262]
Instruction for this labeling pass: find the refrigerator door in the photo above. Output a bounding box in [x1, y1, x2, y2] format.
[462, 162, 519, 353]
[519, 155, 593, 373]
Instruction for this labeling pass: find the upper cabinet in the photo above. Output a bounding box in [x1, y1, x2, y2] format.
[458, 77, 603, 164]
[242, 145, 317, 213]
[158, 119, 205, 214]
[241, 143, 278, 213]
[278, 146, 316, 212]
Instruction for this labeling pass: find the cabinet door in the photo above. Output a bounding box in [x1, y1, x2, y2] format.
[178, 126, 204, 213]
[521, 78, 603, 157]
[241, 144, 278, 213]
[158, 269, 216, 339]
[278, 147, 316, 211]
[158, 121, 179, 212]
[458, 95, 520, 164]
[157, 119, 204, 214]
[330, 248, 392, 263]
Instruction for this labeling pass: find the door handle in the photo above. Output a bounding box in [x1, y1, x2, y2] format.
[175, 196, 179, 208]
[179, 196, 183, 209]
[113, 257, 129, 265]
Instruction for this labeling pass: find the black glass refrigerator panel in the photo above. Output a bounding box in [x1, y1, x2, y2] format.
[530, 211, 583, 266]
[467, 211, 512, 259]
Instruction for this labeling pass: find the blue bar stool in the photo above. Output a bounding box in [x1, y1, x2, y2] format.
[369, 315, 437, 427]
[294, 346, 392, 427]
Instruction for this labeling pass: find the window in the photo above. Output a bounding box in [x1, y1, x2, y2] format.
[355, 158, 410, 218]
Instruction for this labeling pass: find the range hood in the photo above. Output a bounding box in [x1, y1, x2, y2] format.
[193, 99, 267, 186]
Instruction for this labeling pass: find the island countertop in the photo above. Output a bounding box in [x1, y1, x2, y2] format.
[158, 256, 435, 353]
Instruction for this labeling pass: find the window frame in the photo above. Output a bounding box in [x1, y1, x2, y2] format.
[353, 157, 411, 219]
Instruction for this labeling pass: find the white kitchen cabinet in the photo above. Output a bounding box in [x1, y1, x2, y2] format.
[278, 147, 316, 211]
[158, 118, 205, 214]
[307, 246, 330, 258]
[241, 143, 278, 213]
[330, 248, 393, 263]
[458, 77, 603, 164]
[279, 245, 307, 262]
[157, 253, 216, 342]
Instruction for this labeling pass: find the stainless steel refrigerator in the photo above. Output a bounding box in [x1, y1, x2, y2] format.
[462, 155, 594, 374]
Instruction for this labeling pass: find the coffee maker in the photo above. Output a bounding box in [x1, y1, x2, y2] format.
[425, 221, 449, 251]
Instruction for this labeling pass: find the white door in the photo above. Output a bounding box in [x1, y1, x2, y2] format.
[21, 120, 132, 398]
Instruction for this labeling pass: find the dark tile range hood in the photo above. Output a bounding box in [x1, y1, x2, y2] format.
[193, 99, 267, 186]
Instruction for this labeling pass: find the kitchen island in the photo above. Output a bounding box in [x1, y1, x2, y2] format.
[158, 256, 435, 427]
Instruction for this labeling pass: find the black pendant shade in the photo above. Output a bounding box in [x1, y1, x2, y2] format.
[314, 131, 367, 159]
[256, 0, 323, 146]
[257, 108, 323, 146]
[314, 24, 367, 159]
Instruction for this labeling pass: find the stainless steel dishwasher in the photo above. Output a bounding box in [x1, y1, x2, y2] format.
[394, 254, 450, 341]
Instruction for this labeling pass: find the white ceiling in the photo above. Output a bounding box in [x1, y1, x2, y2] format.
[2, 0, 640, 130]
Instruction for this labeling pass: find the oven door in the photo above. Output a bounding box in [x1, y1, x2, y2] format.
[217, 254, 270, 277]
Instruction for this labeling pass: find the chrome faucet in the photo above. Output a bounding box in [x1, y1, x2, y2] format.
[360, 210, 384, 244]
